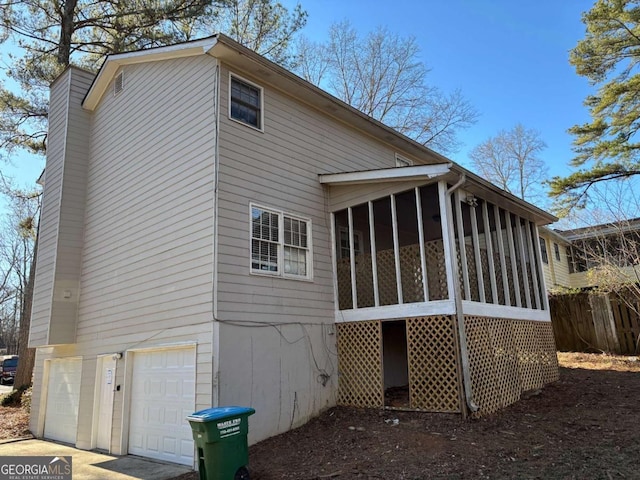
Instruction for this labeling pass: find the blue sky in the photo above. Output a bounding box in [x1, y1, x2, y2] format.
[3, 1, 592, 196]
[282, 0, 592, 183]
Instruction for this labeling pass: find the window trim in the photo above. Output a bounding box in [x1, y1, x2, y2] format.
[395, 153, 414, 167]
[229, 72, 264, 132]
[249, 203, 313, 280]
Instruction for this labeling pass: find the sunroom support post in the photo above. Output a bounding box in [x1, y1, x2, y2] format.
[330, 212, 339, 311]
[469, 199, 485, 303]
[438, 182, 456, 301]
[454, 191, 471, 300]
[348, 207, 357, 309]
[415, 187, 429, 301]
[525, 220, 542, 310]
[444, 176, 478, 415]
[391, 194, 403, 304]
[493, 205, 511, 306]
[368, 201, 380, 307]
[482, 201, 498, 304]
[515, 216, 532, 309]
[505, 212, 522, 308]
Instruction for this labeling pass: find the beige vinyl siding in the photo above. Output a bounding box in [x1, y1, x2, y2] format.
[216, 64, 429, 442]
[49, 56, 218, 450]
[30, 68, 94, 347]
[77, 54, 216, 344]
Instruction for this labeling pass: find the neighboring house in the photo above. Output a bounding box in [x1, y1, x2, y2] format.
[29, 34, 559, 468]
[539, 218, 640, 291]
[538, 227, 573, 291]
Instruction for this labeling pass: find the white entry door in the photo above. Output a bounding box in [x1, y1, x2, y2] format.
[44, 358, 82, 444]
[128, 348, 195, 465]
[95, 356, 117, 451]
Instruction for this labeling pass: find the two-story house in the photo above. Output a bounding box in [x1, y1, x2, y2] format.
[539, 218, 640, 291]
[29, 34, 559, 468]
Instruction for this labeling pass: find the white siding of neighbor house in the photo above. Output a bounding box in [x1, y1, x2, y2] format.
[539, 232, 572, 290]
[30, 68, 93, 347]
[215, 64, 435, 443]
[30, 55, 219, 453]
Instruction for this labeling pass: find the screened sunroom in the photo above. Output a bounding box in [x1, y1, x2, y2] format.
[320, 164, 559, 417]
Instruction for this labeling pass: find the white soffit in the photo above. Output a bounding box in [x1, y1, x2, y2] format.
[319, 163, 452, 186]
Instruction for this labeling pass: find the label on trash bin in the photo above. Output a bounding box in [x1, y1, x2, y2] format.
[217, 418, 241, 438]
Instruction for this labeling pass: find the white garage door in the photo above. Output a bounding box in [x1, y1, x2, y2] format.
[44, 358, 82, 444]
[128, 348, 196, 465]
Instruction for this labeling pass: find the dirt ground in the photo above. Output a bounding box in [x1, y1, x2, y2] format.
[3, 353, 640, 479]
[209, 353, 640, 480]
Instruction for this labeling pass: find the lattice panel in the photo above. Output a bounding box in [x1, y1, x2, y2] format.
[487, 317, 521, 407]
[336, 241, 450, 309]
[535, 321, 560, 384]
[406, 316, 461, 412]
[355, 254, 375, 307]
[375, 249, 399, 306]
[399, 246, 424, 303]
[336, 260, 352, 310]
[465, 316, 505, 416]
[425, 240, 448, 300]
[513, 320, 544, 391]
[337, 321, 383, 408]
[465, 317, 559, 417]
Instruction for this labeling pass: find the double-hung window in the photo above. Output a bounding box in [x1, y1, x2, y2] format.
[251, 205, 312, 279]
[230, 74, 263, 130]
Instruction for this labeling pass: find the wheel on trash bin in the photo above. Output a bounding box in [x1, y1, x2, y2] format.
[235, 466, 250, 480]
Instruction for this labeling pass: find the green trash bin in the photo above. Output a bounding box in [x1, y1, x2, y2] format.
[187, 406, 256, 480]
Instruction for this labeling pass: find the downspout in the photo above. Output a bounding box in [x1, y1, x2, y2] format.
[211, 61, 222, 408]
[445, 174, 479, 414]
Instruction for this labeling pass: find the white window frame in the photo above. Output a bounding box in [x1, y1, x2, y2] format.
[395, 153, 414, 167]
[229, 73, 264, 131]
[249, 203, 313, 280]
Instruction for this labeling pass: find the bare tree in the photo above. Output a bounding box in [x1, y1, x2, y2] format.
[294, 21, 478, 154]
[469, 123, 548, 203]
[0, 180, 39, 362]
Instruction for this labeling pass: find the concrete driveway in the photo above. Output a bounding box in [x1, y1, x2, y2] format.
[0, 439, 193, 480]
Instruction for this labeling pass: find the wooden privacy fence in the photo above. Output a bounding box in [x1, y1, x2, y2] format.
[550, 291, 640, 355]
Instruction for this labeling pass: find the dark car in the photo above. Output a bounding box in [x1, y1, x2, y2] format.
[0, 356, 18, 385]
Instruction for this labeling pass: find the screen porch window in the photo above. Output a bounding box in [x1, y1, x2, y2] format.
[251, 205, 311, 279]
[230, 75, 262, 129]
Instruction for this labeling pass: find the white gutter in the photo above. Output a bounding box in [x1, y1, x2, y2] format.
[445, 174, 479, 414]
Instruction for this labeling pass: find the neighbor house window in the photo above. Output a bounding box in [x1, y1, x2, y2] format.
[251, 205, 311, 279]
[554, 242, 561, 261]
[539, 237, 548, 264]
[230, 74, 262, 129]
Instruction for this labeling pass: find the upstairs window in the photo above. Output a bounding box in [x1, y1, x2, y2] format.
[230, 74, 262, 129]
[554, 242, 561, 261]
[251, 205, 312, 279]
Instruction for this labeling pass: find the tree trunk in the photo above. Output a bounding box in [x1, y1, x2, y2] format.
[14, 230, 38, 390]
[57, 0, 78, 67]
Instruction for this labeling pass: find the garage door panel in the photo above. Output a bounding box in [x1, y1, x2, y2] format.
[44, 358, 82, 444]
[129, 348, 195, 466]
